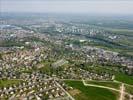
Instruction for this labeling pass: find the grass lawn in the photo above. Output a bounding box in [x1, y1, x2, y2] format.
[65, 80, 119, 100]
[86, 80, 121, 89]
[0, 79, 23, 87]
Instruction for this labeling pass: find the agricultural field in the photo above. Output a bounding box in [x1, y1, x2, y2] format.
[115, 73, 133, 85]
[125, 85, 133, 95]
[65, 80, 119, 100]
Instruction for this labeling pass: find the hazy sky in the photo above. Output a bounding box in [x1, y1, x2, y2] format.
[1, 0, 133, 15]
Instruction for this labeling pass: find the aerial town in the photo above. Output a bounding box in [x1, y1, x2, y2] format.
[0, 0, 133, 100]
[0, 16, 133, 100]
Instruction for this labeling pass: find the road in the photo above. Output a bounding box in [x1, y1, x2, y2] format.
[82, 79, 120, 92]
[119, 84, 125, 100]
[55, 81, 75, 100]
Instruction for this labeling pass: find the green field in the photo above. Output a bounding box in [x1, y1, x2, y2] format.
[115, 73, 133, 85]
[125, 85, 133, 95]
[65, 80, 119, 100]
[0, 79, 23, 87]
[86, 80, 121, 89]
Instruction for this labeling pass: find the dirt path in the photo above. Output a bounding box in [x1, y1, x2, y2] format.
[119, 84, 125, 100]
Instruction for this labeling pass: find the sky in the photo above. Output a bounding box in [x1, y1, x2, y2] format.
[1, 0, 133, 15]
